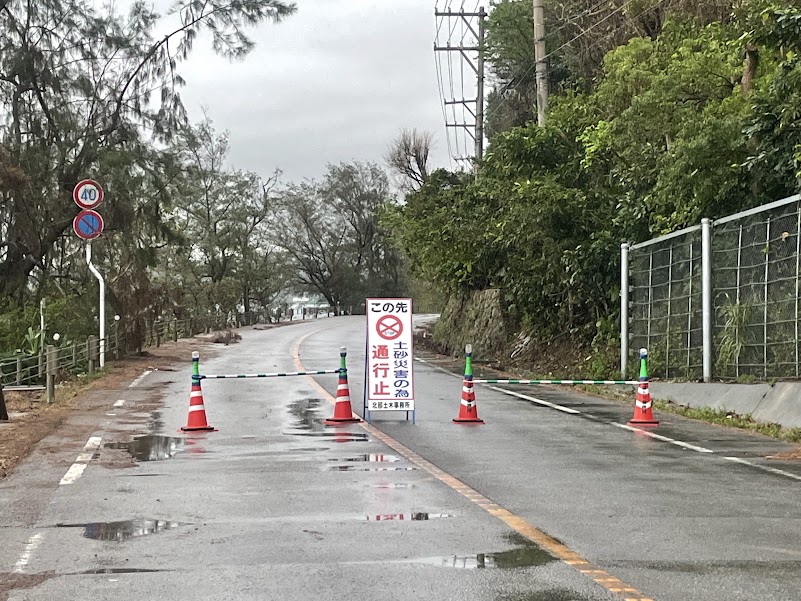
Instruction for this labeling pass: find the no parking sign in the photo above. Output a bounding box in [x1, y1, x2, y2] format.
[365, 298, 414, 413]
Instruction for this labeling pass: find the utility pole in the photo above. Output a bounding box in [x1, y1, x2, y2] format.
[476, 7, 486, 163]
[434, 6, 487, 171]
[533, 0, 548, 126]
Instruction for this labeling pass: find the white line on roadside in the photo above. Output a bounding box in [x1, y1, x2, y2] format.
[113, 399, 125, 407]
[487, 385, 582, 414]
[414, 356, 722, 456]
[611, 423, 714, 453]
[59, 436, 102, 485]
[128, 370, 152, 388]
[13, 533, 43, 573]
[724, 456, 801, 482]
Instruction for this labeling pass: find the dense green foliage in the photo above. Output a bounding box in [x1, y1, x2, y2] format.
[389, 1, 801, 349]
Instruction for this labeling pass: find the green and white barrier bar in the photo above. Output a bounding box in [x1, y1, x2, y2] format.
[472, 379, 638, 385]
[200, 369, 341, 379]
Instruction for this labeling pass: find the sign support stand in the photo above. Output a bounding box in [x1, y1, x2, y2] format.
[363, 344, 370, 423]
[86, 241, 105, 368]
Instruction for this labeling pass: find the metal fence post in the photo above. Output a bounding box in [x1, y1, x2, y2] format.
[173, 319, 178, 343]
[764, 217, 770, 380]
[46, 344, 57, 403]
[16, 355, 22, 385]
[796, 208, 801, 378]
[88, 336, 97, 375]
[702, 218, 713, 382]
[620, 243, 629, 379]
[72, 344, 77, 367]
[0, 380, 7, 421]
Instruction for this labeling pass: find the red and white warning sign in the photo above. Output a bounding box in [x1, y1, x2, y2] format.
[366, 298, 414, 411]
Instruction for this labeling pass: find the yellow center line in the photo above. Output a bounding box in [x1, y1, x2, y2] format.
[292, 331, 655, 601]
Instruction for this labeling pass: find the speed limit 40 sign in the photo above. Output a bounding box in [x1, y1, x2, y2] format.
[73, 179, 104, 210]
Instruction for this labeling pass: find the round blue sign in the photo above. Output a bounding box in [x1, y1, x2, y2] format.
[73, 209, 104, 240]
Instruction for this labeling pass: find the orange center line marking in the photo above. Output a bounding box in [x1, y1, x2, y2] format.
[292, 331, 655, 601]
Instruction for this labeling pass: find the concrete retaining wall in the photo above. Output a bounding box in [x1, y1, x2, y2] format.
[650, 382, 801, 429]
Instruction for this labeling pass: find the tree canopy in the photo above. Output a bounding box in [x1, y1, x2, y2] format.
[389, 1, 801, 353]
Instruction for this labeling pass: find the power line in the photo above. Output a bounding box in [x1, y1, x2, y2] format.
[544, 0, 656, 61]
[485, 0, 669, 124]
[544, 0, 616, 42]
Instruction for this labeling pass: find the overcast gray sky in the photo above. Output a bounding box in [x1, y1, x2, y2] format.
[143, 0, 455, 183]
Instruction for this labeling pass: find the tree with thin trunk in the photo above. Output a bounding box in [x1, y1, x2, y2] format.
[385, 129, 433, 192]
[0, 0, 296, 302]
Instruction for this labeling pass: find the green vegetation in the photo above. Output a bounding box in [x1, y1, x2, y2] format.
[654, 400, 801, 442]
[388, 1, 801, 365]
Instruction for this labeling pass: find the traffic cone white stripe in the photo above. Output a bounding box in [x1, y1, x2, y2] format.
[188, 405, 206, 412]
[637, 386, 649, 395]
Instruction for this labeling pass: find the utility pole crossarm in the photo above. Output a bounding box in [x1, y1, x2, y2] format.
[434, 6, 487, 169]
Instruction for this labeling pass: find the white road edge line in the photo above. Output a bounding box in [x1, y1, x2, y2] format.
[128, 370, 152, 388]
[59, 436, 102, 486]
[724, 456, 801, 482]
[13, 532, 43, 574]
[416, 355, 801, 480]
[611, 422, 714, 453]
[487, 385, 582, 415]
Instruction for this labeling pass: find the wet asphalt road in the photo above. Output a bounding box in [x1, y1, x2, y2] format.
[2, 316, 801, 600]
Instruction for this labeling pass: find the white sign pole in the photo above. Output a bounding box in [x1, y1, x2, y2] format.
[86, 241, 105, 368]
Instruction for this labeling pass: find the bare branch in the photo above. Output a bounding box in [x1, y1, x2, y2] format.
[385, 129, 433, 192]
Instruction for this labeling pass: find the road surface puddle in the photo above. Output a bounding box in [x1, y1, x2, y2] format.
[104, 435, 184, 461]
[408, 546, 555, 569]
[330, 465, 417, 472]
[369, 483, 414, 489]
[287, 398, 325, 430]
[364, 512, 453, 521]
[56, 519, 184, 541]
[330, 454, 401, 462]
[283, 431, 369, 442]
[78, 568, 166, 574]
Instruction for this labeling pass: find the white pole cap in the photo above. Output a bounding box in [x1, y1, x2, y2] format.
[465, 344, 472, 354]
[192, 351, 199, 359]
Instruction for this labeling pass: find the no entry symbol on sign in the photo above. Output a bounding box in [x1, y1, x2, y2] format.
[376, 315, 403, 340]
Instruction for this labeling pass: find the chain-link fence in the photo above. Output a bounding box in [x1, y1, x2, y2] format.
[712, 201, 801, 379]
[624, 194, 801, 381]
[629, 227, 703, 379]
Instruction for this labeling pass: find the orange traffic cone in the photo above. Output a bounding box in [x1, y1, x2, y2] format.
[628, 348, 658, 427]
[181, 352, 217, 432]
[453, 345, 484, 424]
[324, 347, 361, 425]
